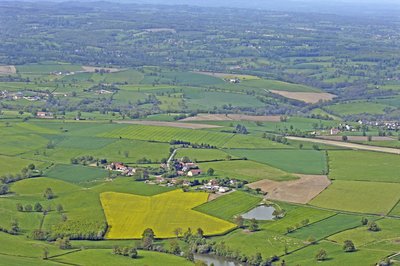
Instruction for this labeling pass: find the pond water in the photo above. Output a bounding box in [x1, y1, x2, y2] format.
[194, 254, 243, 266]
[241, 205, 276, 220]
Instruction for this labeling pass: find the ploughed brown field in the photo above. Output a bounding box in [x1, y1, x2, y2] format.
[248, 174, 331, 204]
[269, 90, 336, 103]
[0, 65, 16, 75]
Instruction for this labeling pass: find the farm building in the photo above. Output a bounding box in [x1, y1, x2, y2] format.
[187, 169, 202, 176]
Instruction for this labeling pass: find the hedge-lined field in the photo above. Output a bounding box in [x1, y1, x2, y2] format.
[328, 150, 400, 183]
[198, 160, 296, 183]
[194, 191, 262, 221]
[99, 125, 234, 147]
[101, 190, 236, 239]
[310, 180, 400, 214]
[226, 149, 327, 174]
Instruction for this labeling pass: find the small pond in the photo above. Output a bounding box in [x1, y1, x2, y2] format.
[241, 205, 276, 220]
[194, 254, 243, 266]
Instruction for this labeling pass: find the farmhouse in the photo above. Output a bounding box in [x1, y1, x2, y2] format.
[106, 162, 136, 176]
[36, 111, 54, 119]
[187, 169, 202, 176]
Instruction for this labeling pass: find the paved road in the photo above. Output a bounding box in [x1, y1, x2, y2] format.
[287, 136, 400, 155]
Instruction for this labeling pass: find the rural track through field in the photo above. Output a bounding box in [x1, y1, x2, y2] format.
[287, 136, 400, 155]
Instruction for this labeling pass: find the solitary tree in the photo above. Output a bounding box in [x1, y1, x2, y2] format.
[207, 168, 215, 176]
[42, 247, 49, 260]
[43, 188, 54, 200]
[315, 249, 327, 261]
[361, 217, 368, 226]
[368, 221, 380, 232]
[343, 240, 356, 252]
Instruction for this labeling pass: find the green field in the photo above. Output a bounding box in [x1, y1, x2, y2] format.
[214, 229, 304, 259]
[281, 240, 391, 266]
[194, 191, 262, 221]
[198, 160, 296, 183]
[325, 101, 389, 115]
[288, 214, 367, 241]
[45, 164, 109, 185]
[50, 249, 193, 265]
[261, 204, 335, 234]
[99, 125, 234, 147]
[328, 218, 400, 248]
[328, 150, 400, 183]
[310, 180, 400, 214]
[176, 148, 233, 162]
[226, 149, 327, 174]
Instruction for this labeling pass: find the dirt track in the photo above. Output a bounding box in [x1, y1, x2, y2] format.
[115, 120, 222, 129]
[269, 90, 336, 103]
[248, 174, 331, 204]
[287, 136, 400, 155]
[181, 114, 281, 122]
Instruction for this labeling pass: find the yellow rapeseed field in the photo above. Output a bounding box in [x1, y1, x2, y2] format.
[100, 190, 236, 239]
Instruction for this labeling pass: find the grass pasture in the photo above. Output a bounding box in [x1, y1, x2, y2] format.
[99, 124, 234, 147]
[288, 214, 366, 241]
[226, 149, 327, 174]
[194, 191, 262, 221]
[282, 240, 390, 266]
[325, 101, 389, 115]
[50, 249, 193, 266]
[328, 150, 400, 183]
[310, 180, 400, 214]
[101, 190, 236, 239]
[45, 164, 109, 185]
[198, 160, 296, 183]
[328, 218, 400, 248]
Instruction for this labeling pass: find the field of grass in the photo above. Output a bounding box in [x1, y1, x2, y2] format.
[328, 218, 400, 248]
[101, 190, 236, 239]
[288, 214, 366, 241]
[226, 149, 327, 174]
[16, 63, 83, 74]
[176, 148, 233, 162]
[186, 91, 265, 109]
[45, 164, 109, 185]
[222, 134, 291, 149]
[261, 204, 335, 234]
[198, 160, 296, 183]
[310, 180, 400, 214]
[194, 191, 262, 221]
[214, 229, 304, 259]
[282, 240, 390, 266]
[328, 150, 400, 183]
[0, 155, 42, 176]
[50, 249, 193, 266]
[240, 79, 320, 92]
[325, 101, 389, 115]
[99, 125, 234, 147]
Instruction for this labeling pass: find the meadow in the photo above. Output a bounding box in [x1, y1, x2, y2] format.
[226, 149, 327, 174]
[327, 218, 400, 248]
[325, 101, 390, 115]
[194, 191, 262, 221]
[198, 160, 296, 183]
[287, 214, 367, 241]
[45, 164, 109, 185]
[310, 180, 400, 214]
[101, 190, 236, 239]
[281, 240, 391, 266]
[328, 150, 400, 183]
